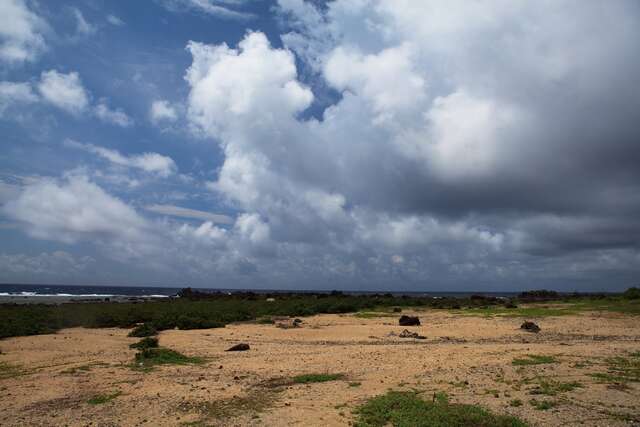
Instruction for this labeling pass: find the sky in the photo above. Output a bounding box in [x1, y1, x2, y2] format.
[1, 0, 639, 291]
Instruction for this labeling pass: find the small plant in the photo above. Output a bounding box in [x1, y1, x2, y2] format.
[529, 379, 582, 396]
[128, 323, 157, 338]
[529, 399, 557, 411]
[509, 399, 523, 407]
[133, 348, 204, 369]
[129, 337, 159, 350]
[353, 391, 529, 426]
[349, 382, 362, 387]
[0, 362, 25, 380]
[512, 355, 557, 366]
[87, 391, 121, 405]
[292, 373, 344, 384]
[589, 351, 640, 384]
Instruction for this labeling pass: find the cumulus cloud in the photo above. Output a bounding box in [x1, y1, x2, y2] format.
[2, 173, 147, 244]
[37, 70, 89, 115]
[0, 0, 47, 64]
[94, 100, 134, 127]
[149, 100, 178, 124]
[176, 1, 640, 289]
[0, 81, 38, 114]
[65, 140, 177, 177]
[0, 251, 95, 278]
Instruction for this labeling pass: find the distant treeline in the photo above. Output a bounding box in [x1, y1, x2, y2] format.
[0, 287, 637, 340]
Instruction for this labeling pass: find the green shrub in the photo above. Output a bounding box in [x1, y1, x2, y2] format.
[128, 323, 157, 337]
[133, 348, 204, 368]
[292, 373, 344, 384]
[623, 287, 640, 300]
[354, 391, 528, 426]
[129, 337, 159, 350]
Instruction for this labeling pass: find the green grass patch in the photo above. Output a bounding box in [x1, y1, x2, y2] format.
[87, 391, 121, 405]
[0, 361, 26, 380]
[129, 337, 159, 350]
[529, 379, 582, 396]
[509, 399, 523, 407]
[589, 351, 640, 384]
[353, 391, 528, 427]
[512, 355, 557, 366]
[529, 399, 557, 411]
[292, 373, 344, 384]
[456, 305, 578, 318]
[133, 348, 205, 370]
[354, 311, 397, 318]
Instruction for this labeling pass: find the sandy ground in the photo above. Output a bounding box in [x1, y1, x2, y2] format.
[1, 308, 639, 426]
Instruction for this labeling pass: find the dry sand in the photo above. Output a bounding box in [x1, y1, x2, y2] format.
[1, 308, 639, 426]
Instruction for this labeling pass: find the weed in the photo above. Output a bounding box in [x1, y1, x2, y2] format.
[512, 355, 557, 366]
[509, 399, 523, 407]
[353, 391, 529, 427]
[529, 399, 557, 411]
[133, 348, 205, 369]
[129, 337, 159, 350]
[349, 382, 362, 387]
[87, 391, 121, 405]
[529, 379, 581, 396]
[292, 373, 344, 384]
[0, 361, 26, 379]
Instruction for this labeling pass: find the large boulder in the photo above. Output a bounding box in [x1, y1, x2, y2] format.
[226, 343, 250, 351]
[399, 315, 420, 326]
[520, 321, 540, 333]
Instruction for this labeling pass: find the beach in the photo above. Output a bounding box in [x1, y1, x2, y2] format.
[1, 306, 639, 426]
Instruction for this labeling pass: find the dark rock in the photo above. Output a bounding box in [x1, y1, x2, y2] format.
[226, 343, 250, 351]
[398, 329, 426, 339]
[520, 321, 540, 333]
[399, 315, 420, 326]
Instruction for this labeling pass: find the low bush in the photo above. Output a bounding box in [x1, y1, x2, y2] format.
[354, 391, 528, 426]
[129, 337, 159, 350]
[128, 323, 157, 337]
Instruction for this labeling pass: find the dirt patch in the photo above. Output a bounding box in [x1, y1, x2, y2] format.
[0, 311, 639, 426]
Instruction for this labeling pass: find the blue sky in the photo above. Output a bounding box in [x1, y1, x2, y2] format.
[1, 0, 640, 291]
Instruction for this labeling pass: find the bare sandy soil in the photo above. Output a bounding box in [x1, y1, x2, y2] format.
[1, 308, 639, 426]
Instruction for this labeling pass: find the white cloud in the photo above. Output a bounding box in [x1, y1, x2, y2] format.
[37, 70, 89, 115]
[94, 100, 134, 127]
[160, 0, 255, 21]
[0, 0, 47, 64]
[149, 99, 178, 123]
[106, 14, 125, 26]
[0, 81, 38, 114]
[0, 251, 95, 277]
[2, 173, 147, 244]
[72, 8, 95, 36]
[186, 31, 312, 136]
[65, 140, 177, 177]
[145, 204, 233, 224]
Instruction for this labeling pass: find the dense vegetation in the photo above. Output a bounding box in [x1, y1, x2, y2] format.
[0, 288, 638, 339]
[353, 390, 528, 427]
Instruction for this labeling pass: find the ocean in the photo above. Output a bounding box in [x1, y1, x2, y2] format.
[0, 283, 522, 299]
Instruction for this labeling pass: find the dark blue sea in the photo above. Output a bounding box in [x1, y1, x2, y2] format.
[0, 283, 522, 298]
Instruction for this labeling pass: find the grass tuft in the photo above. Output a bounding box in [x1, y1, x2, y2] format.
[129, 337, 159, 350]
[353, 391, 528, 427]
[512, 355, 557, 366]
[529, 399, 557, 411]
[133, 348, 204, 369]
[87, 391, 121, 405]
[292, 373, 344, 384]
